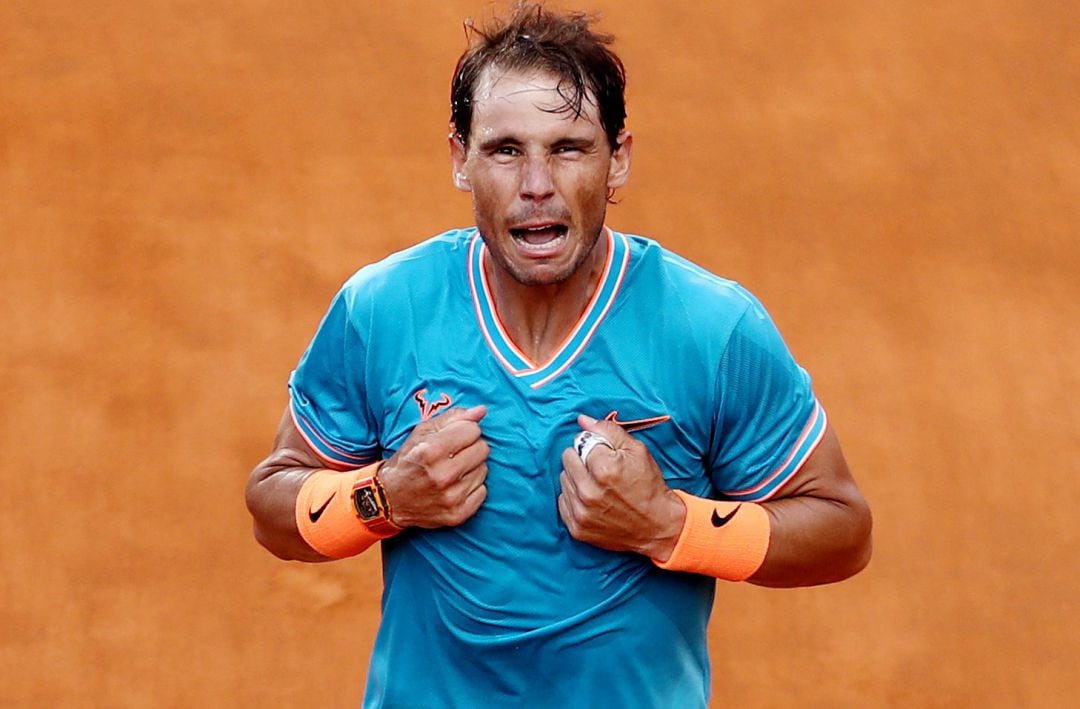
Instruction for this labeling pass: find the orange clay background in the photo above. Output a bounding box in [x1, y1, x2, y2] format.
[2, 1, 1077, 706]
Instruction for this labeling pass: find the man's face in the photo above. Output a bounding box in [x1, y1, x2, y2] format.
[450, 67, 632, 287]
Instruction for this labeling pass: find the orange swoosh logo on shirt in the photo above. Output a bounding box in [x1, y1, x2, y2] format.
[603, 411, 671, 433]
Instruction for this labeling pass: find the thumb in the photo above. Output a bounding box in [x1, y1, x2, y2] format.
[434, 404, 487, 427]
[461, 404, 488, 422]
[577, 413, 631, 446]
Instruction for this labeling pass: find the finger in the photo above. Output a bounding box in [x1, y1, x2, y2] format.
[556, 490, 576, 530]
[429, 405, 487, 432]
[561, 447, 590, 484]
[448, 438, 489, 473]
[577, 413, 633, 447]
[462, 404, 487, 421]
[420, 419, 485, 462]
[572, 430, 616, 466]
[458, 482, 488, 520]
[558, 468, 579, 501]
[457, 461, 489, 492]
[560, 463, 601, 513]
[563, 442, 619, 496]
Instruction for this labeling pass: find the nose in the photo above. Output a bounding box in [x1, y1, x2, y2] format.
[519, 156, 555, 202]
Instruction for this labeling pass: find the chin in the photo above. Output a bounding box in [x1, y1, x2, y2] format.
[507, 264, 576, 287]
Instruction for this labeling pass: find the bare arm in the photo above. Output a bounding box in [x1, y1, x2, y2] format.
[245, 408, 336, 562]
[558, 416, 872, 587]
[245, 405, 490, 562]
[747, 425, 872, 587]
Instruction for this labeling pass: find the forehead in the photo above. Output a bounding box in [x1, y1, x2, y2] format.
[469, 66, 602, 138]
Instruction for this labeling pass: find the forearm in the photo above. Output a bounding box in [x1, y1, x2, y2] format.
[651, 427, 872, 586]
[750, 487, 873, 587]
[245, 454, 333, 563]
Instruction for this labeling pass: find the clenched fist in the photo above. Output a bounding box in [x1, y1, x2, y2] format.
[558, 414, 685, 561]
[379, 405, 490, 529]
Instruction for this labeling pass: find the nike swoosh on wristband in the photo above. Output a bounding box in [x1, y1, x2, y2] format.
[309, 492, 336, 523]
[711, 505, 741, 527]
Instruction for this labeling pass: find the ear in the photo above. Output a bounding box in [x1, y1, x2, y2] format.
[607, 130, 633, 191]
[449, 132, 471, 192]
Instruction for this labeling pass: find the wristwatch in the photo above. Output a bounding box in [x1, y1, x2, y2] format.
[351, 471, 400, 535]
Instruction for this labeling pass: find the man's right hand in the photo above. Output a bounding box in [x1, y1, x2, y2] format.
[378, 405, 490, 529]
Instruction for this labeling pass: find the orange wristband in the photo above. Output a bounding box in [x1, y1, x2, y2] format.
[294, 463, 400, 559]
[653, 490, 771, 582]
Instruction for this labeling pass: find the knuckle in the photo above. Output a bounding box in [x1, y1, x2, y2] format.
[569, 495, 591, 521]
[556, 494, 571, 520]
[431, 473, 454, 492]
[449, 504, 473, 526]
[589, 462, 617, 485]
[439, 487, 460, 508]
[575, 486, 599, 507]
[409, 441, 440, 467]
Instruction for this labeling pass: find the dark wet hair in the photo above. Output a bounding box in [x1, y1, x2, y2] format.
[450, 2, 627, 150]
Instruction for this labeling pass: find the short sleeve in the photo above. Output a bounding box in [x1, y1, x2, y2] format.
[288, 287, 380, 468]
[708, 297, 828, 501]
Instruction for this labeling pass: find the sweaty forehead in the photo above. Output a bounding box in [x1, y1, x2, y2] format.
[470, 66, 600, 125]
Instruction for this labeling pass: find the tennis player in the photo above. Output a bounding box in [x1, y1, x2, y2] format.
[247, 4, 872, 706]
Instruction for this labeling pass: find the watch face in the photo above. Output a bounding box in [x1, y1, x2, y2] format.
[354, 486, 380, 520]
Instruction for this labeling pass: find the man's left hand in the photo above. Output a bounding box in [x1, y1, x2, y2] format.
[558, 414, 685, 560]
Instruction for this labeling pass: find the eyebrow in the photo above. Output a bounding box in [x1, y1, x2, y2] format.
[552, 136, 596, 149]
[476, 134, 521, 152]
[475, 134, 597, 152]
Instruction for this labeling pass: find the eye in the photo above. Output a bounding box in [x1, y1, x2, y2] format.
[494, 146, 521, 157]
[553, 143, 589, 158]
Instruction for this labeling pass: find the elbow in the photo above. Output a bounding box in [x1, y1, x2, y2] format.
[847, 532, 873, 580]
[812, 495, 874, 585]
[245, 465, 302, 561]
[841, 497, 874, 579]
[252, 520, 302, 561]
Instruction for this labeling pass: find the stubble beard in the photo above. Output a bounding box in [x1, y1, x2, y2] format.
[483, 224, 604, 288]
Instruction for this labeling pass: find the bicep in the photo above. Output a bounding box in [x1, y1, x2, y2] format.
[749, 425, 873, 586]
[267, 406, 345, 475]
[767, 425, 863, 507]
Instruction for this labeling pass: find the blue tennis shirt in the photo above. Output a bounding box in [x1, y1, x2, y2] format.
[289, 228, 825, 708]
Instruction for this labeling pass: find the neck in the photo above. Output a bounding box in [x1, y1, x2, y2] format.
[485, 234, 609, 364]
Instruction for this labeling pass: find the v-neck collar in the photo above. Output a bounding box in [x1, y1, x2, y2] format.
[467, 227, 630, 389]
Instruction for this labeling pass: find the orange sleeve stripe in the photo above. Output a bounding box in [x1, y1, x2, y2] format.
[653, 489, 771, 582]
[289, 401, 378, 468]
[294, 464, 399, 559]
[721, 402, 827, 501]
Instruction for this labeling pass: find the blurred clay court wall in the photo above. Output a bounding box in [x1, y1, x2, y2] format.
[2, 1, 1077, 706]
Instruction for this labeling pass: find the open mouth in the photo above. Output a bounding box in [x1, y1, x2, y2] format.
[509, 224, 569, 251]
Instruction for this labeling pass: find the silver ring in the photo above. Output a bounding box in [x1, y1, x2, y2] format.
[573, 431, 614, 464]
